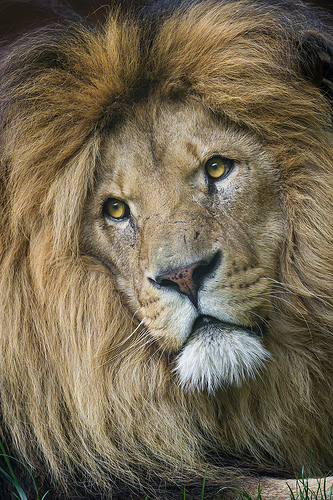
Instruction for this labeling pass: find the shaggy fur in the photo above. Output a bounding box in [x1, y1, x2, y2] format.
[1, 0, 333, 498]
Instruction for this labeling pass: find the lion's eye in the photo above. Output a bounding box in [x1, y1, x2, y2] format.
[205, 156, 234, 180]
[103, 198, 130, 221]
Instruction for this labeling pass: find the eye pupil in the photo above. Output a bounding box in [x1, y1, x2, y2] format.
[104, 198, 129, 220]
[211, 162, 220, 172]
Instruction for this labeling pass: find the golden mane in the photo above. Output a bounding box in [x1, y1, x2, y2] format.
[0, 0, 333, 498]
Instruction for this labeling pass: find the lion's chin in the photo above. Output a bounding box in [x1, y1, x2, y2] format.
[173, 317, 270, 394]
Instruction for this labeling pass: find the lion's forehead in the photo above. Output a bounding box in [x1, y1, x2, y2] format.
[98, 100, 278, 203]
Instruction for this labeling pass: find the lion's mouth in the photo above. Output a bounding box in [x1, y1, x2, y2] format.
[190, 314, 266, 338]
[175, 314, 270, 392]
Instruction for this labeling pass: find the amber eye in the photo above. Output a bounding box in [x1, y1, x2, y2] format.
[205, 156, 234, 180]
[103, 198, 130, 221]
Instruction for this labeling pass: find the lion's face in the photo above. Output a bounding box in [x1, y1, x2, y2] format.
[82, 100, 283, 392]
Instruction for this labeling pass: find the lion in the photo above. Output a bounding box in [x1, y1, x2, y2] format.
[0, 0, 333, 498]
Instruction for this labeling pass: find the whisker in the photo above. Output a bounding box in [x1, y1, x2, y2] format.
[99, 314, 147, 358]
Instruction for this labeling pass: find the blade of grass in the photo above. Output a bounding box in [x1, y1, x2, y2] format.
[0, 441, 18, 483]
[0, 462, 28, 500]
[201, 465, 209, 500]
[0, 451, 48, 499]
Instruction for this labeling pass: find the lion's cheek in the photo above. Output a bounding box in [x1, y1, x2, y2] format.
[199, 270, 275, 324]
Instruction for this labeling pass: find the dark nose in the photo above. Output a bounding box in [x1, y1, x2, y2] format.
[154, 252, 220, 307]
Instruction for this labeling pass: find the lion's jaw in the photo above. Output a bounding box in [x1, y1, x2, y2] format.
[174, 320, 270, 393]
[82, 100, 283, 393]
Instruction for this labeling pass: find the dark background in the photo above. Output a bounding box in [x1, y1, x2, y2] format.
[0, 0, 332, 41]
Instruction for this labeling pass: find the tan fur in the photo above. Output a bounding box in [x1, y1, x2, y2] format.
[1, 1, 333, 498]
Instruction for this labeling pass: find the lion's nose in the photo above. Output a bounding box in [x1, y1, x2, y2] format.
[154, 252, 220, 307]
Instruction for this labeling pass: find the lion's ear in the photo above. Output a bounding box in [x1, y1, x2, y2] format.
[297, 33, 333, 101]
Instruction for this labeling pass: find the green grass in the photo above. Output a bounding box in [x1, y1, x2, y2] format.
[0, 448, 332, 500]
[182, 464, 209, 500]
[183, 464, 333, 500]
[218, 470, 333, 500]
[0, 442, 49, 499]
[287, 469, 333, 500]
[230, 482, 333, 500]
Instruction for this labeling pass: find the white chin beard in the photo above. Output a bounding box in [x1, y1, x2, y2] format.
[173, 324, 270, 394]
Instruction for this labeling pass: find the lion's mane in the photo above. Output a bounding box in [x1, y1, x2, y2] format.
[1, 0, 333, 498]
